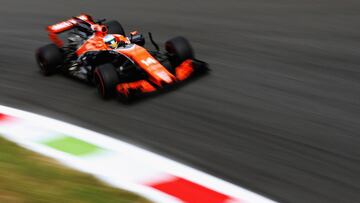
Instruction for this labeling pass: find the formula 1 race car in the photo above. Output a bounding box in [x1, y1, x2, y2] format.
[35, 14, 208, 100]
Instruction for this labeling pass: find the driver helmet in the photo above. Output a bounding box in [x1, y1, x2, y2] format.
[104, 34, 118, 49]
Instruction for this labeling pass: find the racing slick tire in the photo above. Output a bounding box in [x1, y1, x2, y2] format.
[165, 36, 194, 67]
[105, 20, 125, 36]
[36, 43, 63, 76]
[94, 63, 119, 99]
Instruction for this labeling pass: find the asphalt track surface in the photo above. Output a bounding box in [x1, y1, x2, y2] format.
[1, 1, 360, 202]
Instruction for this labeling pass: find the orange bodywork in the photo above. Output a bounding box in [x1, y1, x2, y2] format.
[75, 34, 129, 56]
[47, 14, 197, 96]
[75, 35, 108, 55]
[115, 45, 177, 86]
[175, 60, 194, 81]
[75, 34, 180, 87]
[115, 58, 195, 96]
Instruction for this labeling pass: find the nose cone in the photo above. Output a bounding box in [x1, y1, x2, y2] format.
[156, 70, 173, 84]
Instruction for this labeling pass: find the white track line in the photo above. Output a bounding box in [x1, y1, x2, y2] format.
[0, 104, 276, 203]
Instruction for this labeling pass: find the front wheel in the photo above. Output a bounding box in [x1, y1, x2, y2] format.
[165, 36, 194, 67]
[94, 63, 119, 99]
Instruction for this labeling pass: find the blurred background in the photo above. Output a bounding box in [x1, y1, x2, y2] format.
[0, 0, 360, 202]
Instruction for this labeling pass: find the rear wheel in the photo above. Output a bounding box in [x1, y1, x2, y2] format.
[36, 44, 63, 76]
[165, 36, 194, 67]
[94, 63, 119, 99]
[105, 20, 125, 36]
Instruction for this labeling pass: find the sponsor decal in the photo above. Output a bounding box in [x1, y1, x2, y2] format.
[141, 57, 157, 66]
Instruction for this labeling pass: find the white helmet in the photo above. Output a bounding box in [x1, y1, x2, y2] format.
[104, 34, 118, 49]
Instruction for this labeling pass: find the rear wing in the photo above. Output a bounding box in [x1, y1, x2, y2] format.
[47, 14, 94, 33]
[47, 14, 94, 47]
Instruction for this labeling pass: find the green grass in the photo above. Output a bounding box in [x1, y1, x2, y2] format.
[0, 137, 151, 203]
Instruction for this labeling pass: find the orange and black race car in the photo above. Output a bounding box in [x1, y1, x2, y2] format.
[35, 14, 208, 100]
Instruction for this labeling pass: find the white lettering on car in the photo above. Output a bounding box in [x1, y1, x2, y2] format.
[141, 57, 157, 66]
[51, 19, 77, 31]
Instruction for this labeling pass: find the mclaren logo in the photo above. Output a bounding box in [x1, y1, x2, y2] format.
[141, 57, 157, 66]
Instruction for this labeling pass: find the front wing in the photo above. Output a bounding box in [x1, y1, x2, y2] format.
[116, 59, 208, 97]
